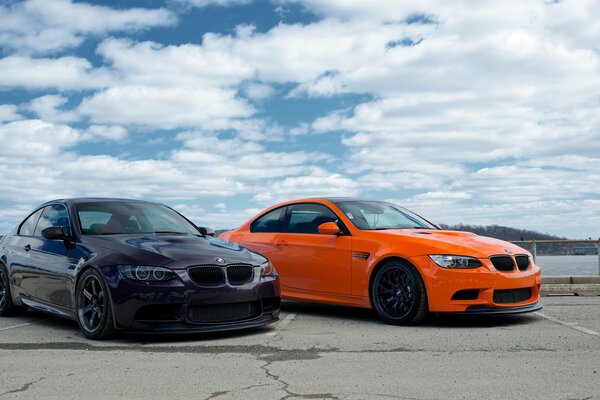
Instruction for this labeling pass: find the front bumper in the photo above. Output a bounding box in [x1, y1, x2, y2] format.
[100, 266, 280, 332]
[445, 302, 543, 316]
[410, 255, 542, 313]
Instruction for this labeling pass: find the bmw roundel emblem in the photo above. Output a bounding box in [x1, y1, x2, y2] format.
[216, 257, 225, 264]
[503, 249, 512, 254]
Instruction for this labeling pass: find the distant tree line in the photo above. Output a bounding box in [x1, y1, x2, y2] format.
[441, 224, 598, 255]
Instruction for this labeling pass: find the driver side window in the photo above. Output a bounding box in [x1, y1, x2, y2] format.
[34, 205, 70, 237]
[284, 204, 339, 234]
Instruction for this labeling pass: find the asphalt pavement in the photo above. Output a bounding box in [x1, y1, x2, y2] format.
[0, 296, 599, 400]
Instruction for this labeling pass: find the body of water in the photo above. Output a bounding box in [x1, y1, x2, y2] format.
[536, 255, 599, 276]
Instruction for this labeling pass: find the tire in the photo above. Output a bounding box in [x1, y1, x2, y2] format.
[370, 260, 428, 325]
[75, 269, 115, 340]
[0, 263, 28, 317]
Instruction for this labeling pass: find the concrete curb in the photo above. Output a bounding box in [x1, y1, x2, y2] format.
[541, 276, 600, 296]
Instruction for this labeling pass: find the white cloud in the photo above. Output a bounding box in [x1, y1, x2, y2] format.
[0, 55, 112, 90]
[0, 105, 22, 122]
[0, 0, 177, 54]
[78, 85, 255, 129]
[0, 119, 80, 159]
[83, 125, 128, 142]
[244, 82, 276, 101]
[28, 95, 79, 123]
[171, 0, 252, 8]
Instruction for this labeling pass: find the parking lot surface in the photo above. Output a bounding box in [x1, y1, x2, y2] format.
[1, 296, 599, 400]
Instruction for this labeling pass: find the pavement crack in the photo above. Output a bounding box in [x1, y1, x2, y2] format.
[258, 355, 338, 400]
[0, 377, 44, 397]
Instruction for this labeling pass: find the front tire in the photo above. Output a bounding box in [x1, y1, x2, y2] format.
[0, 263, 28, 317]
[371, 260, 428, 325]
[76, 269, 115, 340]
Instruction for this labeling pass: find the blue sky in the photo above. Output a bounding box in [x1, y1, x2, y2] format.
[1, 0, 599, 238]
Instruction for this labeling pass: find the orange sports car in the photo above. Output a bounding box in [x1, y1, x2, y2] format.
[220, 198, 542, 324]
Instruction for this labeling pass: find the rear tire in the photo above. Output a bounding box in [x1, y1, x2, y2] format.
[370, 260, 428, 325]
[75, 269, 115, 340]
[0, 263, 28, 317]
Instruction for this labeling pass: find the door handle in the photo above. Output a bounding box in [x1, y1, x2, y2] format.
[274, 241, 288, 248]
[24, 244, 31, 252]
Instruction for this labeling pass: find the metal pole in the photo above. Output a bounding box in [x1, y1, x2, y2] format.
[597, 239, 600, 276]
[532, 240, 537, 263]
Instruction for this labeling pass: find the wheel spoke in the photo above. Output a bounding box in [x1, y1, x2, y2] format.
[83, 289, 92, 301]
[91, 280, 98, 296]
[90, 309, 97, 326]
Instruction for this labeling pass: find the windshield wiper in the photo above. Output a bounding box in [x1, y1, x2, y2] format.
[153, 231, 191, 235]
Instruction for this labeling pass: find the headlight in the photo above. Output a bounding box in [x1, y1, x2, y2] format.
[259, 261, 276, 277]
[117, 265, 178, 281]
[429, 255, 482, 269]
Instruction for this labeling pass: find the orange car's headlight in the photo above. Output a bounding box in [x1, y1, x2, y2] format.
[429, 255, 482, 269]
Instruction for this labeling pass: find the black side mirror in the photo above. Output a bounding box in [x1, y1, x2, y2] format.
[41, 226, 69, 240]
[198, 226, 215, 237]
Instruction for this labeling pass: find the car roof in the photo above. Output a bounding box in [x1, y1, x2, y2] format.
[39, 198, 161, 207]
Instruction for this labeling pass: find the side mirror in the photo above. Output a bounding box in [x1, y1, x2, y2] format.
[198, 226, 215, 237]
[318, 222, 340, 235]
[42, 226, 69, 240]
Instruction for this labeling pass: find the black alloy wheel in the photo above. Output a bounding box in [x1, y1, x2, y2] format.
[371, 261, 428, 325]
[0, 264, 27, 316]
[76, 269, 115, 340]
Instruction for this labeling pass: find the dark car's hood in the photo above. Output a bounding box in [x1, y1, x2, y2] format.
[83, 234, 261, 268]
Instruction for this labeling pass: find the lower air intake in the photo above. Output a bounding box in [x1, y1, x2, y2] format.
[188, 301, 261, 323]
[493, 288, 532, 304]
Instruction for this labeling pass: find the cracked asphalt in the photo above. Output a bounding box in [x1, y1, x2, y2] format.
[0, 297, 599, 400]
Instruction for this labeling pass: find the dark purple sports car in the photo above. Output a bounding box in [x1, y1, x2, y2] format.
[0, 198, 280, 339]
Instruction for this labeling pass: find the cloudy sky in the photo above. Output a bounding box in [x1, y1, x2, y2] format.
[1, 0, 599, 238]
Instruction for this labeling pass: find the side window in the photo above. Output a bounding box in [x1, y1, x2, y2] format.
[18, 209, 44, 236]
[284, 204, 339, 234]
[34, 205, 70, 237]
[251, 207, 285, 233]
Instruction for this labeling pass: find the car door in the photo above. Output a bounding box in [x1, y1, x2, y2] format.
[274, 203, 352, 295]
[6, 208, 44, 301]
[28, 204, 81, 310]
[235, 205, 287, 264]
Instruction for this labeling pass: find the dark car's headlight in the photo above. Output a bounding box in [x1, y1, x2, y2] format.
[117, 265, 178, 281]
[429, 255, 482, 269]
[259, 261, 277, 278]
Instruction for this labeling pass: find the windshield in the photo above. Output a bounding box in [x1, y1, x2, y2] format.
[76, 202, 200, 236]
[334, 201, 437, 231]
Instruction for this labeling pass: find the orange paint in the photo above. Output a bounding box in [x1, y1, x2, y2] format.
[221, 198, 541, 314]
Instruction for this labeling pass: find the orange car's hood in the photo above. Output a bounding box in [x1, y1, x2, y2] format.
[369, 229, 529, 258]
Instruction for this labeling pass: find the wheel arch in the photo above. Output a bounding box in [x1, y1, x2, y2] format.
[368, 256, 428, 308]
[73, 264, 118, 330]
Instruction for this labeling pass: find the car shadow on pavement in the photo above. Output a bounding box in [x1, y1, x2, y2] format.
[281, 300, 538, 328]
[7, 309, 274, 344]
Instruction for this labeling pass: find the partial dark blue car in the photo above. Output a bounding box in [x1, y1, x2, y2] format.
[0, 198, 280, 339]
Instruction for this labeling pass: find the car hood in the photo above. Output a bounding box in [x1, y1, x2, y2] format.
[84, 234, 261, 268]
[369, 229, 528, 258]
